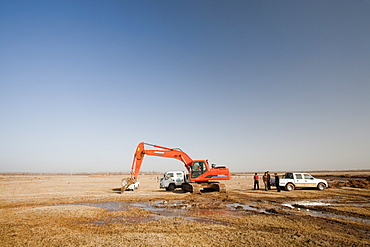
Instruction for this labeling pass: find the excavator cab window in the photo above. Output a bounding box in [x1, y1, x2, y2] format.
[191, 161, 208, 178]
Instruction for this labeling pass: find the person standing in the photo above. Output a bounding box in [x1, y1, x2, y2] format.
[275, 173, 281, 192]
[263, 172, 268, 191]
[267, 171, 271, 190]
[253, 173, 259, 190]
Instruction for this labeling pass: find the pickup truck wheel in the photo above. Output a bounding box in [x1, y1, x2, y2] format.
[317, 183, 326, 191]
[285, 183, 295, 191]
[168, 183, 176, 191]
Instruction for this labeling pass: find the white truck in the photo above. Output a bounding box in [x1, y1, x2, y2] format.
[159, 171, 187, 191]
[279, 172, 328, 191]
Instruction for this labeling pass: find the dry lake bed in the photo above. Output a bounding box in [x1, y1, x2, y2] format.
[1, 171, 369, 246]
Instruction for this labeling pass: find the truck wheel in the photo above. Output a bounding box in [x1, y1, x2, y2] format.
[285, 183, 295, 191]
[317, 183, 326, 191]
[168, 183, 176, 191]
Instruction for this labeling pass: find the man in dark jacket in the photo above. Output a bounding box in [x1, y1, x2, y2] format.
[275, 173, 281, 192]
[267, 171, 271, 190]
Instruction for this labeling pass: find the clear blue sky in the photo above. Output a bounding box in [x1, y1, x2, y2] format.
[1, 0, 369, 173]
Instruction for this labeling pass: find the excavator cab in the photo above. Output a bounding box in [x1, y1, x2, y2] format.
[190, 161, 208, 178]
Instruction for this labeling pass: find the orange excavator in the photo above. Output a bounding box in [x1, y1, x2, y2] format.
[121, 142, 230, 193]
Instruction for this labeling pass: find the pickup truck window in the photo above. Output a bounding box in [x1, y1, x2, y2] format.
[304, 174, 313, 179]
[295, 174, 303, 179]
[285, 173, 293, 179]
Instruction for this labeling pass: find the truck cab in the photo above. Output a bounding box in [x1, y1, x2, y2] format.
[160, 171, 188, 191]
[279, 172, 328, 191]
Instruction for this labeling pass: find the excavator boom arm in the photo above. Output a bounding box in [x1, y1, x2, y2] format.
[130, 142, 193, 180]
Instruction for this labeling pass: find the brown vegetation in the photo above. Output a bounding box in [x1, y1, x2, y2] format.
[319, 173, 370, 189]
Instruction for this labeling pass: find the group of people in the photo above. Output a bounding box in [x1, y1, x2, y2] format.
[253, 171, 280, 192]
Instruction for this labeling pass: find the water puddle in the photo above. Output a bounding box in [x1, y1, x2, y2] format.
[279, 200, 370, 224]
[307, 210, 370, 225]
[68, 199, 370, 225]
[226, 203, 268, 214]
[72, 201, 229, 225]
[281, 200, 330, 210]
[292, 201, 331, 206]
[74, 202, 130, 212]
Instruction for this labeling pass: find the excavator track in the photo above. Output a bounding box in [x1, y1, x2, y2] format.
[212, 182, 226, 193]
[182, 182, 225, 193]
[182, 183, 201, 194]
[191, 183, 201, 194]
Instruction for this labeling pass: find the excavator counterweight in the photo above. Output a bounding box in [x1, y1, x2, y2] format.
[121, 142, 230, 193]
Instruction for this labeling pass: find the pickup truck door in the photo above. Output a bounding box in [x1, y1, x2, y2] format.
[303, 173, 316, 187]
[294, 173, 305, 188]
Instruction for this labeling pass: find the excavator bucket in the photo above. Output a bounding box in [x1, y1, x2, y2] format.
[121, 177, 135, 193]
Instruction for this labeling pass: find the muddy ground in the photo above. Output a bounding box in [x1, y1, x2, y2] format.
[0, 171, 369, 246]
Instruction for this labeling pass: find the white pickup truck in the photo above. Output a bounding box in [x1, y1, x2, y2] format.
[279, 173, 328, 191]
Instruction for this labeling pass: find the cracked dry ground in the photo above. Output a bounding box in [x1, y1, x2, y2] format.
[0, 173, 369, 246]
